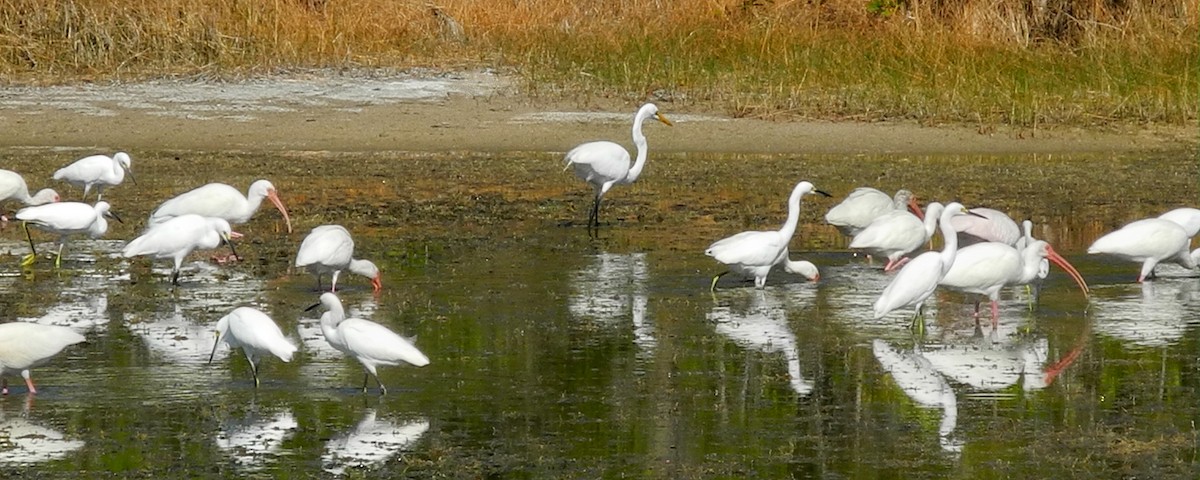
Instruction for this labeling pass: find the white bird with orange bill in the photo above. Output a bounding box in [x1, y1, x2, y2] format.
[939, 239, 1089, 324]
[0, 322, 86, 395]
[148, 179, 292, 234]
[296, 225, 382, 293]
[825, 188, 923, 236]
[1088, 217, 1195, 282]
[0, 170, 59, 221]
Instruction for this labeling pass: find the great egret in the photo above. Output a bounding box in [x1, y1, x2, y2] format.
[148, 179, 292, 234]
[295, 225, 381, 293]
[564, 103, 672, 228]
[706, 181, 830, 290]
[122, 214, 238, 285]
[53, 152, 134, 201]
[16, 201, 121, 267]
[208, 307, 298, 388]
[306, 292, 429, 394]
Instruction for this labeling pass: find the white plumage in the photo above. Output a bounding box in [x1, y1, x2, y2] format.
[148, 179, 292, 234]
[53, 152, 133, 201]
[295, 225, 381, 293]
[123, 214, 238, 285]
[308, 292, 429, 394]
[0, 322, 86, 395]
[950, 207, 1022, 246]
[16, 201, 118, 267]
[1088, 218, 1194, 282]
[0, 170, 59, 217]
[850, 202, 944, 272]
[873, 202, 972, 322]
[209, 307, 297, 387]
[825, 187, 922, 236]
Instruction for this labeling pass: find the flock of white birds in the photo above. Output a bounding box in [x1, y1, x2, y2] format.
[0, 101, 1195, 396]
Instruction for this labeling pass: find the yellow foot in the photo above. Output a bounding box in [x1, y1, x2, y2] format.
[20, 254, 36, 266]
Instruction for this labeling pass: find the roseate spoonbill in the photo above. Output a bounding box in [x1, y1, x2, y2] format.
[0, 170, 58, 221]
[208, 307, 297, 388]
[849, 202, 945, 272]
[16, 201, 120, 267]
[295, 225, 381, 293]
[1159, 207, 1200, 238]
[305, 293, 430, 395]
[939, 240, 1089, 324]
[873, 203, 977, 327]
[825, 188, 923, 236]
[0, 322, 85, 395]
[1088, 218, 1194, 282]
[564, 103, 672, 228]
[706, 181, 830, 290]
[53, 152, 134, 201]
[122, 214, 239, 285]
[148, 179, 292, 234]
[951, 207, 1021, 246]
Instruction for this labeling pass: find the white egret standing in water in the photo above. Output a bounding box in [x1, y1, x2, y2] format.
[53, 152, 134, 201]
[16, 201, 121, 267]
[306, 293, 430, 394]
[295, 225, 382, 293]
[208, 307, 298, 388]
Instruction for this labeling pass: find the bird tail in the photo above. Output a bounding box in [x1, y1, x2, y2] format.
[271, 339, 298, 363]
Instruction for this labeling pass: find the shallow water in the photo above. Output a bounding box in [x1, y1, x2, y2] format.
[0, 149, 1197, 478]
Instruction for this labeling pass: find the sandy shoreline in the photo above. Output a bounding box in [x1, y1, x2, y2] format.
[0, 70, 1193, 155]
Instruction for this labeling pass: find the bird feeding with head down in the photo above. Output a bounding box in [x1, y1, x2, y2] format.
[122, 214, 239, 285]
[147, 179, 293, 235]
[16, 201, 121, 267]
[872, 202, 981, 328]
[0, 322, 86, 395]
[53, 152, 135, 202]
[295, 225, 382, 293]
[208, 307, 297, 388]
[1087, 217, 1195, 282]
[0, 169, 59, 221]
[706, 181, 831, 290]
[564, 103, 673, 228]
[306, 292, 429, 395]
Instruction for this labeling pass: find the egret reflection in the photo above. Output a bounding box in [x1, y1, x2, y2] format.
[0, 400, 84, 464]
[707, 289, 813, 395]
[872, 340, 962, 453]
[568, 252, 655, 351]
[215, 408, 297, 471]
[322, 410, 429, 476]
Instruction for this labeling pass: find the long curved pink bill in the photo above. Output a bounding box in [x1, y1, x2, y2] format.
[266, 190, 293, 233]
[1047, 248, 1089, 297]
[908, 197, 924, 220]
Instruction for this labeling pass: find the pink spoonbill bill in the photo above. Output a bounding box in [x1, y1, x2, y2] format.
[706, 180, 831, 290]
[122, 214, 238, 285]
[208, 307, 298, 388]
[53, 152, 134, 201]
[306, 292, 430, 395]
[0, 322, 86, 395]
[147, 179, 293, 235]
[16, 201, 121, 267]
[295, 225, 382, 293]
[564, 103, 672, 229]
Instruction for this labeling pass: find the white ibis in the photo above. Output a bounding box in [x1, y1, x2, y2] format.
[940, 240, 1089, 324]
[825, 187, 923, 236]
[306, 292, 430, 394]
[0, 322, 86, 395]
[849, 201, 945, 272]
[1088, 218, 1194, 282]
[53, 152, 134, 201]
[295, 225, 381, 293]
[0, 170, 59, 221]
[148, 179, 292, 234]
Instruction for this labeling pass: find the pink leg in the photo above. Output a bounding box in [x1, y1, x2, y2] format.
[990, 300, 1000, 328]
[2, 378, 8, 396]
[893, 257, 911, 269]
[22, 371, 36, 395]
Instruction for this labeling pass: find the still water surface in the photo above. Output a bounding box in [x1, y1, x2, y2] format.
[0, 149, 1196, 478]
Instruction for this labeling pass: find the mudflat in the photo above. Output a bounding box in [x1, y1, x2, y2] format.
[0, 70, 1192, 155]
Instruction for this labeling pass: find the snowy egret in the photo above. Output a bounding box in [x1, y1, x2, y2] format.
[849, 202, 945, 272]
[305, 292, 429, 394]
[122, 214, 238, 285]
[0, 322, 86, 395]
[564, 103, 672, 228]
[53, 152, 134, 201]
[16, 201, 120, 267]
[939, 240, 1088, 324]
[950, 207, 1022, 246]
[825, 188, 923, 236]
[0, 170, 59, 221]
[1087, 218, 1194, 282]
[873, 203, 977, 327]
[295, 225, 381, 293]
[148, 179, 292, 234]
[208, 307, 297, 388]
[706, 181, 830, 290]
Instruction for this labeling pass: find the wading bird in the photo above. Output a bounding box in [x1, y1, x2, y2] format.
[825, 188, 923, 236]
[0, 322, 86, 395]
[295, 225, 382, 293]
[17, 201, 120, 267]
[873, 202, 976, 327]
[208, 307, 297, 388]
[850, 202, 945, 272]
[306, 292, 429, 394]
[706, 181, 830, 290]
[1159, 207, 1200, 238]
[950, 207, 1022, 246]
[148, 179, 292, 234]
[939, 240, 1089, 325]
[53, 152, 134, 201]
[784, 257, 821, 283]
[564, 103, 672, 228]
[0, 170, 59, 221]
[1088, 218, 1195, 282]
[122, 214, 239, 285]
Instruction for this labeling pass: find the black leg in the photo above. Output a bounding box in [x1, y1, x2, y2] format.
[23, 223, 36, 255]
[171, 269, 180, 286]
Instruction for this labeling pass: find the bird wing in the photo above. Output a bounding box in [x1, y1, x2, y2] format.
[824, 187, 891, 228]
[229, 309, 296, 362]
[940, 242, 1021, 291]
[296, 225, 354, 268]
[52, 155, 109, 183]
[149, 183, 244, 224]
[950, 208, 1021, 245]
[340, 319, 430, 367]
[848, 211, 925, 254]
[0, 170, 27, 200]
[0, 323, 85, 369]
[123, 216, 211, 258]
[1088, 219, 1187, 259]
[706, 231, 788, 267]
[874, 252, 942, 317]
[565, 141, 632, 185]
[15, 202, 97, 231]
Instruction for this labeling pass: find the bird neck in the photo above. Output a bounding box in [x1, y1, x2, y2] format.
[1017, 244, 1044, 284]
[624, 113, 650, 184]
[777, 186, 805, 239]
[937, 214, 959, 274]
[244, 188, 267, 215]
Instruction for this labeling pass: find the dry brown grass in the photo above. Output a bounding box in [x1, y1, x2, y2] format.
[0, 0, 1194, 125]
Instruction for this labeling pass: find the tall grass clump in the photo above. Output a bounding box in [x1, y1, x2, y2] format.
[0, 0, 1194, 125]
